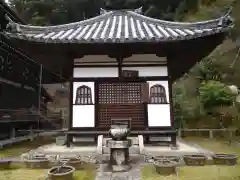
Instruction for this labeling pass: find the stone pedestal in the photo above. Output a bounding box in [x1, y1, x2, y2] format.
[106, 139, 132, 172]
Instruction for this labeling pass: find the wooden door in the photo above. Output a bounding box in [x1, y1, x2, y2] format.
[97, 82, 147, 130]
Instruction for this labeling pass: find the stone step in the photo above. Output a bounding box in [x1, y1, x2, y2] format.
[149, 136, 171, 142]
[99, 154, 145, 163]
[73, 137, 95, 143]
[102, 136, 139, 146]
[102, 145, 140, 154]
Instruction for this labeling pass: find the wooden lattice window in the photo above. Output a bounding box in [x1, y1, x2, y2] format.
[98, 83, 142, 104]
[149, 84, 168, 104]
[75, 85, 93, 105]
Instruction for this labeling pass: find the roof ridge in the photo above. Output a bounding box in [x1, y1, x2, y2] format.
[100, 7, 143, 14]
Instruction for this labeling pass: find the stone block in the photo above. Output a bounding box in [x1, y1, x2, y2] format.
[56, 136, 66, 146]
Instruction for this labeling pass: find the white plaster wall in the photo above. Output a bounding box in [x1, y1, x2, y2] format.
[147, 104, 171, 127]
[72, 105, 95, 127]
[124, 55, 166, 62]
[147, 81, 169, 102]
[73, 82, 95, 103]
[122, 66, 168, 77]
[73, 67, 118, 78]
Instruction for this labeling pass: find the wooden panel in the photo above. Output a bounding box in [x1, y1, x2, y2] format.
[97, 82, 145, 130]
[98, 104, 145, 129]
[121, 70, 139, 77]
[141, 82, 149, 103]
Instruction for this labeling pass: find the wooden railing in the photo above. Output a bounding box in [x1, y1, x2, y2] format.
[0, 107, 62, 141]
[0, 109, 39, 122]
[177, 128, 238, 139]
[0, 108, 62, 128]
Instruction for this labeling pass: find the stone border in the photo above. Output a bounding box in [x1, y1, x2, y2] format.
[178, 139, 214, 155]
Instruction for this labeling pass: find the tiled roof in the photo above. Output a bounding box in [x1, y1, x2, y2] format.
[4, 9, 233, 43]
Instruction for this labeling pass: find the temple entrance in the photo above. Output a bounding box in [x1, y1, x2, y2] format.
[97, 82, 146, 130]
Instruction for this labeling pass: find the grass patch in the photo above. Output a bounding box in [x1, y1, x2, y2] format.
[141, 138, 240, 180]
[0, 165, 97, 180]
[0, 137, 96, 180]
[184, 137, 240, 156]
[0, 136, 54, 158]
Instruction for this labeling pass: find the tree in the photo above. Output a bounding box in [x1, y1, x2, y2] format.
[8, 0, 102, 25]
[8, 0, 68, 25]
[173, 82, 205, 128]
[9, 0, 188, 25]
[199, 81, 235, 109]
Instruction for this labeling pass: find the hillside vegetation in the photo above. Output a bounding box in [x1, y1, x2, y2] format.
[173, 0, 240, 130]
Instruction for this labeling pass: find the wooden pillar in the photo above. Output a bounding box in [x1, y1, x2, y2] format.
[67, 57, 74, 147]
[166, 56, 177, 148]
[11, 128, 15, 139]
[117, 57, 123, 77]
[66, 134, 71, 147]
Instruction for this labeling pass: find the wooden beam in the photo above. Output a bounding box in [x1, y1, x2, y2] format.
[117, 57, 123, 77]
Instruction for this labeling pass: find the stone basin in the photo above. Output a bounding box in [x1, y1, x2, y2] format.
[48, 165, 75, 180]
[0, 159, 12, 170]
[153, 159, 178, 175]
[153, 156, 180, 163]
[183, 154, 206, 166]
[212, 154, 237, 165]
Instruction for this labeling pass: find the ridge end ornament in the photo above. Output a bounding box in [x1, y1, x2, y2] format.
[134, 7, 143, 14]
[100, 8, 108, 15]
[218, 7, 234, 27]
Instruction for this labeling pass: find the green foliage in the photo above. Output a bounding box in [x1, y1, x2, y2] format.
[199, 81, 235, 109]
[8, 0, 191, 25]
[200, 0, 217, 6]
[173, 83, 205, 128]
[9, 0, 68, 25]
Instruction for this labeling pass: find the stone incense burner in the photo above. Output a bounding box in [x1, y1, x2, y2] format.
[107, 126, 131, 172]
[109, 127, 130, 141]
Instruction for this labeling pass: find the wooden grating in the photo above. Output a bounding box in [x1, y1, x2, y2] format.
[98, 83, 143, 104]
[98, 104, 145, 129]
[97, 82, 146, 129]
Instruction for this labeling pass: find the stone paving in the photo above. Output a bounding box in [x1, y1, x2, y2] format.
[95, 162, 142, 180]
[34, 143, 96, 156]
[144, 140, 213, 156]
[34, 140, 207, 156]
